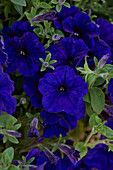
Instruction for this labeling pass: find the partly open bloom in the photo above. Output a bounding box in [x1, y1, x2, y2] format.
[38, 66, 88, 115]
[0, 66, 17, 115]
[4, 32, 46, 77]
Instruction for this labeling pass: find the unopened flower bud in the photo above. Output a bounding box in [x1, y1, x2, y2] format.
[32, 12, 56, 22]
[52, 34, 61, 41]
[6, 130, 21, 138]
[98, 54, 110, 69]
[27, 118, 40, 138]
[58, 144, 80, 165]
[43, 147, 60, 164]
[59, 0, 66, 5]
[20, 97, 26, 104]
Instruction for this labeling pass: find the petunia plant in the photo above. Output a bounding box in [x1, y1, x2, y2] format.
[1, 0, 113, 170]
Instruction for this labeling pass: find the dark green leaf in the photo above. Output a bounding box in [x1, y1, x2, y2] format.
[89, 87, 105, 114]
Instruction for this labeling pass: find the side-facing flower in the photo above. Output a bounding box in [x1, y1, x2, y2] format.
[0, 66, 17, 115]
[38, 66, 88, 115]
[27, 118, 40, 138]
[54, 5, 80, 30]
[40, 110, 78, 138]
[48, 38, 89, 68]
[4, 32, 46, 77]
[2, 20, 34, 41]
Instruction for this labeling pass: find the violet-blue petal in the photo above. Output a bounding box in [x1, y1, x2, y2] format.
[0, 66, 17, 115]
[38, 66, 88, 115]
[4, 32, 46, 77]
[54, 5, 80, 30]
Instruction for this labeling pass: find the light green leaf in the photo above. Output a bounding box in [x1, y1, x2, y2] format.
[2, 147, 14, 164]
[14, 4, 23, 15]
[75, 142, 88, 158]
[40, 2, 52, 8]
[56, 4, 62, 12]
[10, 0, 26, 6]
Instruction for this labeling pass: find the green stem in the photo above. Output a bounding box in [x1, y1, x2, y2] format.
[86, 140, 106, 147]
[84, 128, 94, 146]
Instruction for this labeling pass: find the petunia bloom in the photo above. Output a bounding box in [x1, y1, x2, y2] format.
[96, 18, 113, 61]
[62, 12, 99, 47]
[38, 66, 88, 115]
[40, 110, 77, 138]
[48, 38, 89, 68]
[54, 5, 80, 30]
[0, 66, 17, 115]
[4, 32, 46, 77]
[2, 20, 34, 41]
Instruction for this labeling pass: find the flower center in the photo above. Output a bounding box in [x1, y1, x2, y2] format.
[20, 50, 26, 56]
[68, 57, 74, 66]
[58, 85, 68, 92]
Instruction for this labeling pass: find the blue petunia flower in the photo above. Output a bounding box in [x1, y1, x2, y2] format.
[108, 79, 113, 104]
[96, 18, 113, 61]
[75, 144, 113, 170]
[0, 66, 17, 115]
[38, 66, 88, 115]
[40, 110, 77, 138]
[4, 32, 46, 77]
[27, 118, 40, 138]
[48, 38, 89, 68]
[54, 5, 80, 30]
[2, 20, 34, 41]
[62, 12, 99, 46]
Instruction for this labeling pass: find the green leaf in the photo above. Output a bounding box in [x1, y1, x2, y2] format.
[7, 136, 19, 144]
[93, 77, 105, 86]
[12, 124, 21, 131]
[3, 135, 7, 143]
[85, 102, 94, 116]
[52, 145, 58, 152]
[63, 2, 70, 8]
[103, 64, 113, 71]
[48, 65, 55, 70]
[94, 57, 98, 68]
[45, 53, 51, 62]
[84, 57, 91, 71]
[2, 147, 14, 164]
[56, 4, 62, 12]
[10, 0, 26, 6]
[87, 74, 97, 88]
[5, 153, 11, 165]
[102, 126, 113, 138]
[51, 0, 58, 4]
[40, 2, 52, 8]
[26, 157, 35, 165]
[26, 112, 34, 119]
[31, 7, 36, 16]
[39, 58, 44, 63]
[83, 93, 91, 103]
[41, 66, 46, 71]
[8, 164, 20, 170]
[49, 60, 57, 64]
[6, 118, 14, 129]
[14, 4, 23, 15]
[89, 87, 105, 114]
[75, 142, 88, 158]
[89, 113, 98, 128]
